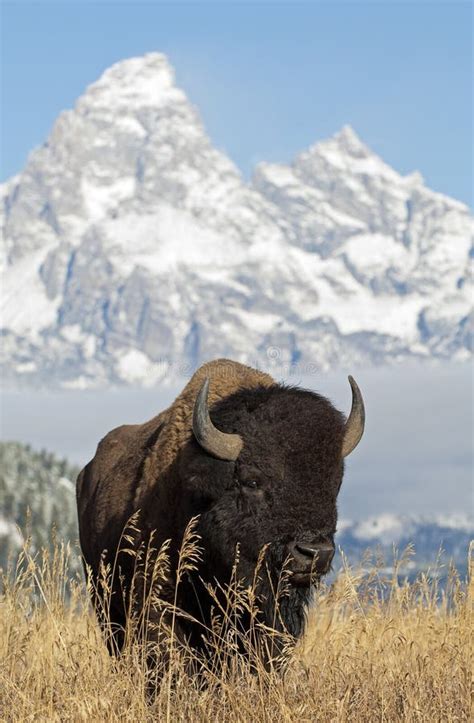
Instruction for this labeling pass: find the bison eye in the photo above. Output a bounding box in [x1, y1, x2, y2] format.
[244, 479, 258, 489]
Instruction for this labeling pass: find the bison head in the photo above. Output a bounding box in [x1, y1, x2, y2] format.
[179, 377, 364, 610]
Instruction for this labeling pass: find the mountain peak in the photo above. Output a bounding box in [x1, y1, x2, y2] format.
[77, 52, 185, 112]
[332, 124, 369, 155]
[294, 124, 402, 185]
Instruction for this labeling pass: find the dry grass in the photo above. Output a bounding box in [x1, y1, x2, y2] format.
[0, 539, 472, 722]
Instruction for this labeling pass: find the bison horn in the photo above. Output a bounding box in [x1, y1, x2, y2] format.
[193, 377, 243, 461]
[341, 375, 365, 457]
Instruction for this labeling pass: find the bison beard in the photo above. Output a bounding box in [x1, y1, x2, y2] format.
[173, 539, 313, 660]
[76, 358, 364, 678]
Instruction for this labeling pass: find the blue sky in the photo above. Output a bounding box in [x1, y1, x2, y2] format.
[2, 1, 472, 205]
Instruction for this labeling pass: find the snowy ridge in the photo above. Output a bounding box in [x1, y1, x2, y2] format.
[336, 513, 473, 575]
[1, 52, 472, 388]
[338, 513, 474, 545]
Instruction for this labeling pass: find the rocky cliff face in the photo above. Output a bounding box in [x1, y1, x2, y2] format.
[1, 53, 472, 388]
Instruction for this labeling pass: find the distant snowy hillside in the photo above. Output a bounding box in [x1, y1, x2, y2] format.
[1, 52, 472, 388]
[336, 514, 473, 575]
[1, 442, 471, 578]
[0, 442, 79, 571]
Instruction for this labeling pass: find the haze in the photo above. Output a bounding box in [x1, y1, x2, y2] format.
[1, 361, 472, 521]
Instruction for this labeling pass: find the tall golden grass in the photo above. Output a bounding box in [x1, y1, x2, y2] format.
[0, 537, 471, 722]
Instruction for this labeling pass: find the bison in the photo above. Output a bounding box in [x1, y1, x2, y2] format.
[77, 358, 364, 669]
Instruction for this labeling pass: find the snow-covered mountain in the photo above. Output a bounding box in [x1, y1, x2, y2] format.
[1, 52, 472, 388]
[1, 442, 471, 578]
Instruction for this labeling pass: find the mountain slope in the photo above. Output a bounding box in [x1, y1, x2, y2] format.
[1, 52, 472, 388]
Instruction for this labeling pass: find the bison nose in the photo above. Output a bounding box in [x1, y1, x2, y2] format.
[294, 542, 335, 575]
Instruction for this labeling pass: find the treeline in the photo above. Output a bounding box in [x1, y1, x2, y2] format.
[0, 441, 80, 571]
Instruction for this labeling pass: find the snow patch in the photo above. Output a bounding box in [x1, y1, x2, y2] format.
[116, 349, 168, 385]
[82, 176, 136, 221]
[1, 250, 60, 336]
[101, 203, 247, 275]
[353, 514, 411, 544]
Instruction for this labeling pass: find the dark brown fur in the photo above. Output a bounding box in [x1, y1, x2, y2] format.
[77, 358, 346, 664]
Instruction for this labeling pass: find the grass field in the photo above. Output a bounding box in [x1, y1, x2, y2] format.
[0, 540, 471, 722]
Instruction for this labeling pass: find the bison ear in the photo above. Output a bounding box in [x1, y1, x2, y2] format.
[193, 378, 243, 461]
